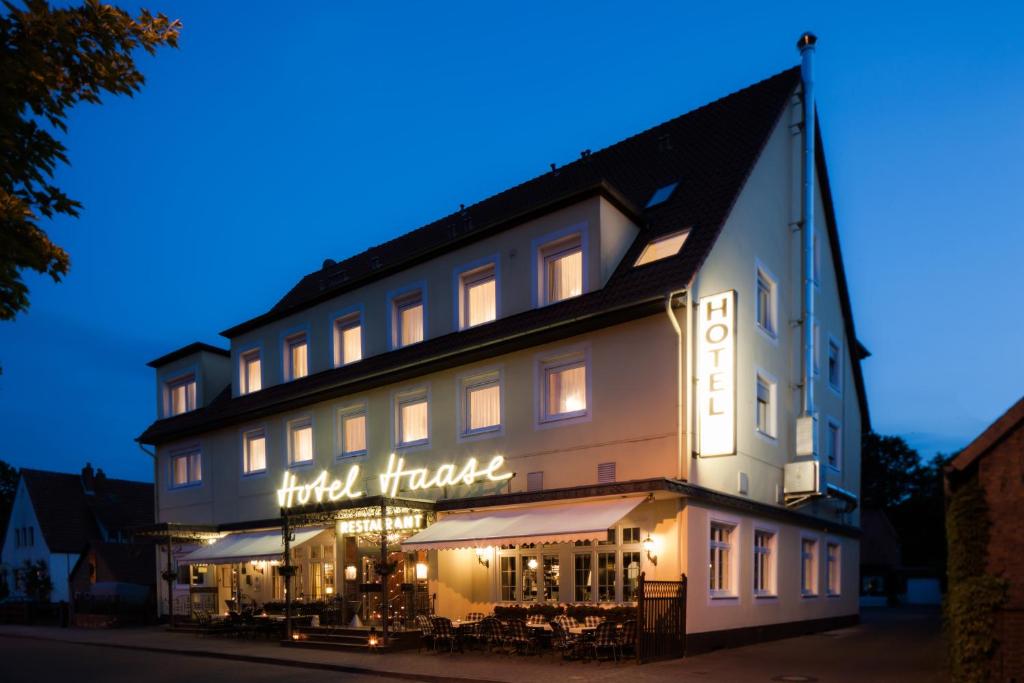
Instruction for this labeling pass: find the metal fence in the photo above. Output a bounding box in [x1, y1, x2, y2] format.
[636, 572, 687, 663]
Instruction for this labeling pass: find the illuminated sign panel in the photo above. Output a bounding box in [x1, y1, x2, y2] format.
[698, 290, 736, 456]
[337, 513, 426, 535]
[276, 454, 513, 509]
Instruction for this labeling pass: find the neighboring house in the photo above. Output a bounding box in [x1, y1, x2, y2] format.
[945, 396, 1024, 681]
[69, 541, 156, 600]
[139, 37, 869, 651]
[0, 464, 153, 603]
[859, 508, 902, 606]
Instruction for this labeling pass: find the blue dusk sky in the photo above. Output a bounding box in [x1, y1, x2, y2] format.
[1, 2, 1022, 481]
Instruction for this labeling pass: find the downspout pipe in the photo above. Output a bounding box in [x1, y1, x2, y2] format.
[798, 32, 817, 419]
[665, 290, 687, 481]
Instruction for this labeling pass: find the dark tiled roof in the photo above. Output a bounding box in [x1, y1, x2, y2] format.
[20, 470, 153, 553]
[147, 342, 229, 369]
[947, 395, 1024, 474]
[140, 65, 869, 445]
[71, 541, 157, 586]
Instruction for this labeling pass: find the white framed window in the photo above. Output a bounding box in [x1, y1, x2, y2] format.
[287, 417, 314, 466]
[333, 313, 363, 367]
[826, 418, 842, 471]
[499, 555, 518, 602]
[828, 337, 842, 392]
[242, 428, 267, 475]
[755, 264, 777, 339]
[459, 263, 497, 329]
[395, 388, 429, 447]
[634, 229, 689, 266]
[164, 373, 197, 416]
[755, 372, 777, 439]
[460, 372, 501, 436]
[709, 522, 736, 598]
[526, 471, 543, 492]
[753, 529, 776, 597]
[337, 405, 367, 458]
[284, 333, 308, 381]
[393, 290, 424, 348]
[801, 537, 819, 596]
[541, 234, 583, 305]
[826, 542, 841, 596]
[240, 350, 262, 394]
[170, 447, 202, 488]
[539, 351, 589, 423]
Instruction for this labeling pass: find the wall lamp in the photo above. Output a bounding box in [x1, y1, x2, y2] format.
[475, 547, 491, 568]
[344, 565, 358, 581]
[642, 536, 658, 566]
[415, 562, 429, 581]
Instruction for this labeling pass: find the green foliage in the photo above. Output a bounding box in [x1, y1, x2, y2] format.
[944, 475, 1007, 682]
[21, 559, 52, 602]
[0, 459, 16, 548]
[0, 0, 180, 321]
[492, 603, 636, 623]
[862, 432, 929, 509]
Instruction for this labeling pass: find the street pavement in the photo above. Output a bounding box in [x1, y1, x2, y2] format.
[0, 607, 945, 683]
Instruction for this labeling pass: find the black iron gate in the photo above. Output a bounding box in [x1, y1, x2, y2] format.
[636, 572, 687, 663]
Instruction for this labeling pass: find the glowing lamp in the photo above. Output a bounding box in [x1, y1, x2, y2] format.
[415, 562, 429, 581]
[475, 547, 492, 568]
[325, 586, 334, 595]
[344, 565, 358, 581]
[527, 558, 538, 570]
[642, 536, 658, 566]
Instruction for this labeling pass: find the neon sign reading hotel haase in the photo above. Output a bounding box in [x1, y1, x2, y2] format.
[698, 290, 736, 456]
[276, 454, 513, 509]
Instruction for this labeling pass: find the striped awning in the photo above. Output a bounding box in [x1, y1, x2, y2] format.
[401, 496, 644, 551]
[182, 528, 323, 564]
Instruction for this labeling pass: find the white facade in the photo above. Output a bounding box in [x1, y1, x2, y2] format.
[1, 479, 75, 603]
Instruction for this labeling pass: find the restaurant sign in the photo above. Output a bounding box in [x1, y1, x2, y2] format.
[698, 290, 736, 456]
[276, 453, 513, 509]
[337, 513, 426, 535]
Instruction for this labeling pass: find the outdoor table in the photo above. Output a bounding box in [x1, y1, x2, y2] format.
[527, 623, 552, 632]
[568, 626, 594, 636]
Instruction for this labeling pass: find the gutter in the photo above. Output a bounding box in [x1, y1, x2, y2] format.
[664, 290, 687, 482]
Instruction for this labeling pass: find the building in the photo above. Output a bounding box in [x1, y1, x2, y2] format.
[138, 37, 869, 652]
[0, 464, 153, 603]
[945, 396, 1024, 681]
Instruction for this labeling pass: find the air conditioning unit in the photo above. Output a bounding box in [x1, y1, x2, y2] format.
[784, 460, 821, 497]
[795, 414, 818, 457]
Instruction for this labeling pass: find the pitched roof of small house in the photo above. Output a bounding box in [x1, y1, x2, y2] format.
[947, 395, 1024, 474]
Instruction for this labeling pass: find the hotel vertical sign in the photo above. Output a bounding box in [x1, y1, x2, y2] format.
[698, 290, 736, 456]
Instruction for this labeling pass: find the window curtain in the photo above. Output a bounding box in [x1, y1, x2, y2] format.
[344, 414, 366, 453]
[400, 303, 424, 346]
[247, 435, 266, 472]
[293, 425, 313, 462]
[401, 400, 428, 443]
[246, 356, 261, 392]
[548, 249, 582, 302]
[174, 456, 188, 485]
[291, 340, 308, 378]
[466, 278, 496, 326]
[468, 383, 500, 430]
[342, 324, 362, 363]
[548, 364, 586, 414]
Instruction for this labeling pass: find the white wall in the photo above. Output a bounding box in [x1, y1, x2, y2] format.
[0, 479, 76, 602]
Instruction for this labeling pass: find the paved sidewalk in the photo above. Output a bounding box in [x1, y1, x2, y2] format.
[0, 607, 945, 683]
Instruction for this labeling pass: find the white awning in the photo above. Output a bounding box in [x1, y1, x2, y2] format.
[402, 496, 645, 551]
[182, 528, 323, 564]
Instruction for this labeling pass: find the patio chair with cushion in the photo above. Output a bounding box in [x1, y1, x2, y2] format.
[465, 612, 486, 622]
[430, 616, 459, 653]
[549, 621, 580, 661]
[416, 614, 434, 651]
[590, 621, 619, 662]
[584, 615, 605, 628]
[503, 619, 537, 655]
[526, 614, 548, 626]
[553, 614, 578, 631]
[617, 619, 637, 659]
[477, 616, 504, 652]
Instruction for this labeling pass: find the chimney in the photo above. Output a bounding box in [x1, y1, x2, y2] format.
[95, 468, 107, 490]
[81, 462, 96, 494]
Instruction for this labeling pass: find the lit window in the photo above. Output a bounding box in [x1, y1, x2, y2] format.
[500, 555, 517, 602]
[460, 264, 497, 329]
[754, 530, 776, 596]
[826, 542, 841, 596]
[285, 333, 308, 381]
[396, 390, 429, 446]
[243, 429, 266, 474]
[339, 408, 367, 457]
[542, 236, 583, 305]
[634, 230, 689, 266]
[165, 373, 196, 416]
[542, 356, 587, 421]
[170, 448, 201, 488]
[463, 374, 501, 435]
[241, 350, 261, 394]
[574, 554, 592, 602]
[521, 555, 539, 602]
[827, 420, 841, 470]
[334, 314, 362, 367]
[801, 538, 818, 596]
[542, 555, 560, 602]
[288, 418, 314, 465]
[394, 291, 424, 348]
[622, 550, 641, 602]
[755, 267, 777, 337]
[828, 339, 842, 391]
[709, 523, 735, 597]
[756, 375, 775, 438]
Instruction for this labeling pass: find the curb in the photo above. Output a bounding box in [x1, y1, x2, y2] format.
[0, 631, 505, 683]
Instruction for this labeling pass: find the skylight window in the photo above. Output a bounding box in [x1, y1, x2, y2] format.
[645, 182, 678, 208]
[634, 230, 690, 266]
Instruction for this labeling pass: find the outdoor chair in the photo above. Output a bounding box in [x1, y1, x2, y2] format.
[416, 614, 434, 651]
[553, 614, 578, 631]
[430, 616, 459, 653]
[477, 616, 505, 652]
[526, 614, 548, 626]
[549, 621, 580, 661]
[465, 611, 485, 622]
[503, 619, 537, 655]
[617, 619, 637, 659]
[584, 615, 605, 628]
[589, 621, 619, 662]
